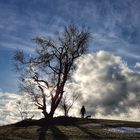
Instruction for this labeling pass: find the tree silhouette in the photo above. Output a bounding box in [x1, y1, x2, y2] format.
[14, 25, 91, 119]
[60, 92, 79, 117]
[15, 94, 35, 120]
[16, 100, 28, 120]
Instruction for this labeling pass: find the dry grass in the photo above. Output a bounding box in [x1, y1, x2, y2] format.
[0, 118, 139, 140]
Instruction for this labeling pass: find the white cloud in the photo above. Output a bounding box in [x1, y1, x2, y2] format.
[72, 51, 140, 121]
[135, 62, 140, 68]
[0, 92, 41, 126]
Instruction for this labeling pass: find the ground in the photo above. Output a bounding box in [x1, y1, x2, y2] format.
[0, 117, 139, 140]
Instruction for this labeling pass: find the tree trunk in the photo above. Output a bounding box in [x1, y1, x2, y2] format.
[64, 110, 68, 117]
[47, 93, 64, 119]
[45, 103, 57, 120]
[42, 109, 48, 119]
[42, 83, 65, 120]
[64, 104, 68, 117]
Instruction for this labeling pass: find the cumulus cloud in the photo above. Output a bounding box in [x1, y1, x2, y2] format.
[72, 51, 140, 121]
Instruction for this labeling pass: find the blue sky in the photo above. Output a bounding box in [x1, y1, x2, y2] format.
[0, 0, 140, 93]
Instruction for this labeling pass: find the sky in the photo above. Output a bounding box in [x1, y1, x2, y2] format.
[0, 0, 140, 124]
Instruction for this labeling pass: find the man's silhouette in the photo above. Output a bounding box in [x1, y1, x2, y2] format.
[80, 105, 86, 118]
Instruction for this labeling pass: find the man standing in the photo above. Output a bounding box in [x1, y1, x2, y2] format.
[80, 105, 86, 118]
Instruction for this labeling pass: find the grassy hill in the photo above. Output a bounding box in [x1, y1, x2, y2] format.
[0, 117, 140, 140]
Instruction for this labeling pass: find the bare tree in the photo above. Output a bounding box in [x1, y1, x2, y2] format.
[60, 92, 79, 117]
[14, 25, 91, 119]
[16, 100, 31, 120]
[16, 96, 34, 120]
